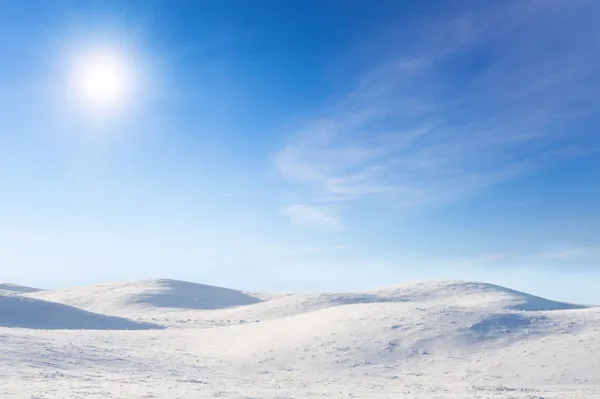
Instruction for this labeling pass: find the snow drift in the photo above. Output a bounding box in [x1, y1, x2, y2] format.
[0, 292, 161, 330]
[4, 278, 599, 398]
[27, 278, 263, 314]
[0, 282, 43, 294]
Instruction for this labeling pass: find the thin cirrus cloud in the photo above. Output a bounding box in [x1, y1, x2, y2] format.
[281, 204, 344, 232]
[275, 0, 600, 229]
[536, 245, 600, 263]
[444, 244, 600, 271]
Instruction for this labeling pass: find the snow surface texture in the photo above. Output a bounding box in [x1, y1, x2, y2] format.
[0, 293, 161, 330]
[0, 279, 598, 398]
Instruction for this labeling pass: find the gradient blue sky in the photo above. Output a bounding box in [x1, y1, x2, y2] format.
[1, 0, 599, 303]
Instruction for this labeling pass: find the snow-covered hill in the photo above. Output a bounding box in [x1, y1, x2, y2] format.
[0, 291, 161, 330]
[26, 279, 585, 328]
[27, 278, 264, 312]
[2, 279, 599, 398]
[0, 282, 43, 294]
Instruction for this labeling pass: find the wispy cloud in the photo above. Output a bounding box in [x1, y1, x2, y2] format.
[281, 204, 344, 232]
[275, 0, 600, 227]
[290, 244, 348, 256]
[442, 244, 600, 271]
[536, 245, 600, 262]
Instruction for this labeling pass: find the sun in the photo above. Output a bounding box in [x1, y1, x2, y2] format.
[72, 50, 133, 112]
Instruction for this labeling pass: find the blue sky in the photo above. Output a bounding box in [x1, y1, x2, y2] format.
[1, 0, 599, 303]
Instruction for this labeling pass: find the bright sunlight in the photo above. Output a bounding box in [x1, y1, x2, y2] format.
[71, 50, 133, 112]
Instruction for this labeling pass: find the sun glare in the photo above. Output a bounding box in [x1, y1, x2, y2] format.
[72, 50, 133, 112]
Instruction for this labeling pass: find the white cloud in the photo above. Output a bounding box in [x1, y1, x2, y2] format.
[274, 0, 600, 224]
[536, 245, 600, 262]
[281, 204, 343, 232]
[440, 244, 600, 272]
[290, 245, 348, 256]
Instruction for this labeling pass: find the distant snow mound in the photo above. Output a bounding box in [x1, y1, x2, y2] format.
[444, 281, 587, 311]
[0, 293, 162, 330]
[0, 283, 43, 294]
[131, 279, 263, 310]
[372, 280, 587, 311]
[27, 279, 263, 313]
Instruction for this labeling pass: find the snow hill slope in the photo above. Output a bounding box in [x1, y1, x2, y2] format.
[370, 280, 587, 312]
[0, 282, 42, 294]
[30, 279, 584, 328]
[27, 278, 264, 313]
[3, 279, 599, 398]
[0, 292, 161, 330]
